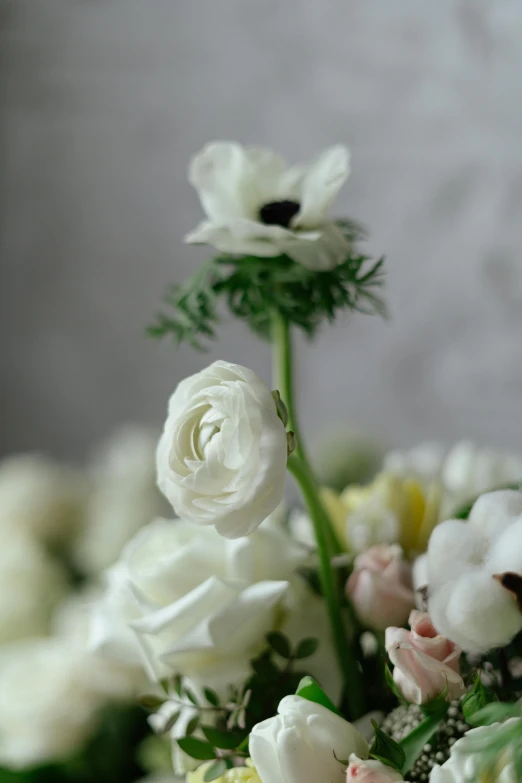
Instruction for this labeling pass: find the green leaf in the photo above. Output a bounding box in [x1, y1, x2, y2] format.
[266, 632, 292, 659]
[370, 721, 405, 772]
[296, 676, 341, 716]
[400, 711, 447, 774]
[203, 759, 228, 782]
[471, 701, 521, 727]
[204, 687, 220, 707]
[186, 715, 200, 736]
[177, 737, 216, 761]
[184, 688, 199, 706]
[163, 709, 181, 733]
[201, 727, 243, 750]
[462, 675, 498, 724]
[384, 664, 406, 704]
[138, 694, 166, 710]
[250, 650, 280, 679]
[294, 638, 319, 660]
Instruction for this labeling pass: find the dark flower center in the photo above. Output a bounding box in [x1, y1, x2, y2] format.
[259, 200, 300, 229]
[494, 572, 522, 612]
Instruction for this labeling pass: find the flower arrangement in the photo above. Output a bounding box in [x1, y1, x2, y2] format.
[1, 142, 522, 783]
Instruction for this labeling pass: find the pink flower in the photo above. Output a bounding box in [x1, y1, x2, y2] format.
[346, 755, 404, 782]
[346, 545, 415, 631]
[385, 610, 466, 705]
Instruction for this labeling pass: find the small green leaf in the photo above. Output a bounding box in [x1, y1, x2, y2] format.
[184, 688, 199, 706]
[163, 709, 181, 733]
[173, 674, 183, 696]
[204, 687, 220, 707]
[177, 737, 216, 761]
[251, 650, 280, 679]
[400, 711, 447, 774]
[138, 694, 166, 710]
[370, 721, 405, 773]
[201, 727, 243, 750]
[296, 676, 341, 716]
[462, 675, 498, 724]
[294, 638, 319, 660]
[204, 759, 228, 782]
[186, 716, 200, 736]
[266, 631, 292, 659]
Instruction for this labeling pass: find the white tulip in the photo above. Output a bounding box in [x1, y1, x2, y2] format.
[90, 519, 308, 689]
[185, 142, 351, 270]
[0, 530, 67, 643]
[156, 361, 288, 538]
[0, 454, 86, 544]
[429, 720, 519, 783]
[73, 425, 167, 573]
[427, 490, 522, 653]
[249, 695, 368, 783]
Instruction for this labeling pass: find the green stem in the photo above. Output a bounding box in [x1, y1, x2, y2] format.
[287, 454, 365, 719]
[271, 311, 307, 463]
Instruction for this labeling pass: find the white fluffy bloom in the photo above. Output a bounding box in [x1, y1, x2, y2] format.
[429, 719, 519, 783]
[156, 361, 288, 538]
[73, 426, 167, 573]
[0, 454, 86, 544]
[90, 519, 313, 690]
[249, 695, 368, 783]
[0, 530, 67, 643]
[185, 142, 351, 270]
[441, 441, 522, 506]
[427, 490, 522, 652]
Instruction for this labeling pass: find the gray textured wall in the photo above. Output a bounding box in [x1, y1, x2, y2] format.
[2, 1, 522, 460]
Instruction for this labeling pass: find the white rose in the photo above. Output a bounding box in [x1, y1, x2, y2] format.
[249, 694, 368, 783]
[73, 425, 167, 573]
[185, 142, 351, 271]
[156, 361, 288, 538]
[429, 720, 519, 783]
[0, 454, 86, 544]
[0, 530, 67, 643]
[90, 519, 307, 689]
[427, 490, 522, 652]
[0, 638, 106, 769]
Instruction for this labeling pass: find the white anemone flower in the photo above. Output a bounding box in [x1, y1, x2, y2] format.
[185, 142, 351, 271]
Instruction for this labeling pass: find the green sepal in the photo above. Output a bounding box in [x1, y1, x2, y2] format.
[369, 721, 405, 773]
[295, 676, 341, 716]
[462, 674, 498, 725]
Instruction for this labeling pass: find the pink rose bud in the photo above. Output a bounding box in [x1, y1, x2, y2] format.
[385, 610, 466, 705]
[346, 755, 404, 782]
[346, 545, 415, 631]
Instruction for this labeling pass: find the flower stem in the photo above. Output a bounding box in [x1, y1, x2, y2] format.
[271, 311, 308, 463]
[287, 455, 365, 719]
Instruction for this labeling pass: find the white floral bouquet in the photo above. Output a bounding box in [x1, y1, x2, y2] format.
[1, 142, 522, 783]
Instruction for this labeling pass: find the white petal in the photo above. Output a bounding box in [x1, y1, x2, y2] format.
[294, 145, 350, 227]
[279, 223, 351, 270]
[468, 489, 522, 543]
[188, 142, 258, 222]
[185, 220, 281, 257]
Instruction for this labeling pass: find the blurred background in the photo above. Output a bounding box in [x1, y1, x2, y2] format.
[2, 1, 522, 461]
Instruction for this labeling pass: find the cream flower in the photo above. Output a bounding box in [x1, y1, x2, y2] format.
[90, 519, 308, 689]
[0, 530, 67, 643]
[427, 490, 522, 653]
[185, 142, 351, 270]
[73, 425, 167, 573]
[249, 694, 368, 783]
[188, 760, 261, 783]
[156, 360, 288, 538]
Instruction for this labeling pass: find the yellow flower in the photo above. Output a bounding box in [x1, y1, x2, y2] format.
[320, 472, 441, 557]
[187, 760, 261, 783]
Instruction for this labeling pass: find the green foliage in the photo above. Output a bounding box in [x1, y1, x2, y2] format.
[399, 709, 448, 775]
[203, 759, 228, 782]
[149, 230, 386, 346]
[294, 638, 319, 659]
[266, 631, 292, 659]
[461, 674, 498, 724]
[369, 721, 406, 773]
[295, 676, 340, 716]
[177, 737, 216, 761]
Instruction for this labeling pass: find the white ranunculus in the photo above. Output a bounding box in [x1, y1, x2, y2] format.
[429, 719, 519, 783]
[73, 425, 167, 573]
[185, 142, 351, 271]
[249, 694, 368, 783]
[0, 637, 110, 769]
[90, 519, 308, 689]
[156, 361, 288, 538]
[0, 530, 67, 643]
[0, 454, 86, 544]
[427, 490, 522, 653]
